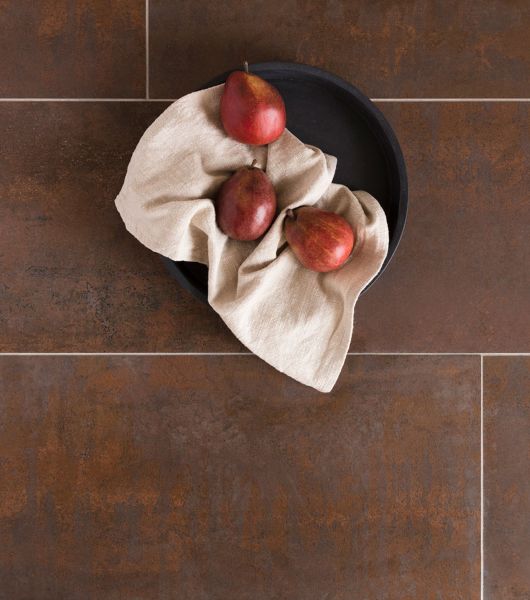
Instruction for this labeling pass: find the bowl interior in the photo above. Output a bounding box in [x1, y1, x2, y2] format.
[165, 62, 407, 302]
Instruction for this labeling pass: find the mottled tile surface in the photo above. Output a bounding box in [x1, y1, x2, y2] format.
[351, 102, 530, 352]
[149, 0, 530, 98]
[0, 355, 479, 600]
[0, 103, 241, 351]
[484, 356, 530, 599]
[2, 102, 528, 353]
[0, 1, 145, 97]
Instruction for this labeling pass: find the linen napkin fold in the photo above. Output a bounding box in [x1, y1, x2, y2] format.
[115, 84, 388, 392]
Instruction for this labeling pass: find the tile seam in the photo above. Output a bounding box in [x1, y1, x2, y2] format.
[0, 352, 527, 356]
[0, 98, 173, 102]
[373, 98, 530, 102]
[145, 0, 149, 99]
[0, 98, 530, 103]
[481, 354, 484, 600]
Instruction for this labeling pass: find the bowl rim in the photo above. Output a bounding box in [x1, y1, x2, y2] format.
[164, 60, 408, 303]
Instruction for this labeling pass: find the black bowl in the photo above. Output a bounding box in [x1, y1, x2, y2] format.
[162, 61, 408, 303]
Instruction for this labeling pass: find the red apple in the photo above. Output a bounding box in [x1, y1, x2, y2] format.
[216, 160, 277, 241]
[220, 62, 286, 145]
[284, 206, 355, 272]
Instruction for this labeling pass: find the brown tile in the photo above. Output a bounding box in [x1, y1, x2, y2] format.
[0, 102, 242, 351]
[3, 102, 528, 353]
[0, 1, 145, 97]
[484, 356, 530, 599]
[3, 101, 528, 353]
[149, 0, 530, 99]
[351, 102, 530, 352]
[0, 355, 480, 599]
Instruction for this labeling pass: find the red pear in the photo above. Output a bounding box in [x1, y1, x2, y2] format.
[284, 206, 355, 272]
[220, 62, 286, 145]
[216, 161, 277, 241]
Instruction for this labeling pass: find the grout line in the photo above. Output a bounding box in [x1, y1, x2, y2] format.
[0, 352, 253, 356]
[372, 98, 530, 102]
[0, 352, 524, 357]
[481, 354, 485, 600]
[476, 352, 530, 356]
[347, 352, 478, 356]
[348, 353, 530, 356]
[0, 98, 174, 102]
[145, 0, 149, 99]
[0, 98, 530, 103]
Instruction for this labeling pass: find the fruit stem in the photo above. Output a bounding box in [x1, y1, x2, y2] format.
[243, 61, 249, 73]
[250, 159, 257, 168]
[285, 209, 296, 219]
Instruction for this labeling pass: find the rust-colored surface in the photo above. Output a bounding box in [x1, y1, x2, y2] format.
[0, 103, 242, 352]
[0, 0, 145, 97]
[0, 355, 480, 599]
[351, 102, 530, 352]
[149, 0, 530, 99]
[484, 356, 530, 599]
[1, 102, 529, 352]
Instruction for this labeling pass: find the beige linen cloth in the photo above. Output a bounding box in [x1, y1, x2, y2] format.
[115, 84, 389, 392]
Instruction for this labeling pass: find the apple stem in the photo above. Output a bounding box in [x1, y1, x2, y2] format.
[243, 61, 249, 73]
[250, 159, 257, 168]
[286, 209, 296, 219]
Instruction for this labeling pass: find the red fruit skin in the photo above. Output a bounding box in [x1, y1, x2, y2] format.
[220, 71, 286, 145]
[284, 206, 355, 272]
[216, 165, 277, 241]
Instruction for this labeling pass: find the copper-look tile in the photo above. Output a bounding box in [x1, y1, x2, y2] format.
[484, 356, 530, 599]
[0, 355, 480, 599]
[0, 103, 242, 351]
[2, 102, 528, 352]
[149, 0, 530, 99]
[0, 1, 145, 97]
[351, 102, 530, 352]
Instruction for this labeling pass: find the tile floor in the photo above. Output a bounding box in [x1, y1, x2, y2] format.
[0, 1, 529, 599]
